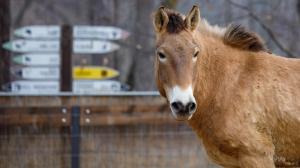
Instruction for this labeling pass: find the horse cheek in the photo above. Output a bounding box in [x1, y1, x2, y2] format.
[155, 69, 167, 98]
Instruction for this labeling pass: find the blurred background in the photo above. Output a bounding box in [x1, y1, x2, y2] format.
[0, 0, 299, 168]
[7, 0, 300, 91]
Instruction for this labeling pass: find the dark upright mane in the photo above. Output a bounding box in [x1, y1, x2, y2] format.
[165, 9, 185, 34]
[161, 8, 267, 52]
[223, 25, 267, 52]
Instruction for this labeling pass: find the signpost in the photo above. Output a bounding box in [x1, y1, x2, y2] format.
[2, 24, 130, 168]
[2, 24, 128, 94]
[14, 25, 130, 40]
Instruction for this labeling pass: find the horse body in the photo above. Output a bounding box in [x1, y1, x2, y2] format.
[153, 5, 300, 167]
[189, 35, 300, 167]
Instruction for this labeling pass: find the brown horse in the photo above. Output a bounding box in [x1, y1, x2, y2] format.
[153, 5, 300, 168]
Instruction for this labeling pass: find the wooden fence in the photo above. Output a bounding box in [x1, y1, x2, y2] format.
[0, 93, 218, 168]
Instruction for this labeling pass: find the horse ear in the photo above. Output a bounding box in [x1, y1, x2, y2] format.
[153, 6, 169, 33]
[184, 5, 200, 31]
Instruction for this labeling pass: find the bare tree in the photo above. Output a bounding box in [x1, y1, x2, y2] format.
[298, 0, 300, 18]
[13, 0, 33, 27]
[225, 0, 296, 58]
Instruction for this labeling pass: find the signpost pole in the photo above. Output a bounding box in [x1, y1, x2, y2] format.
[71, 106, 80, 168]
[0, 0, 10, 91]
[60, 25, 73, 92]
[60, 25, 80, 168]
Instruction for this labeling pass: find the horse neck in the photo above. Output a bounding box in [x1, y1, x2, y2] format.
[193, 31, 245, 112]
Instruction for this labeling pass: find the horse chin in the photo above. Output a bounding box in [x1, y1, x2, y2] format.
[171, 111, 194, 121]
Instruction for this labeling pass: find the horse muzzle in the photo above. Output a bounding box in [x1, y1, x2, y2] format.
[170, 100, 197, 121]
[166, 85, 197, 121]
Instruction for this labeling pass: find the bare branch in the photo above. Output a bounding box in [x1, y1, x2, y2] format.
[35, 1, 70, 24]
[161, 0, 178, 9]
[14, 0, 34, 27]
[225, 0, 296, 58]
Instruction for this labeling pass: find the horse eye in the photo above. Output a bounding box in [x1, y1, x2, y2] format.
[193, 51, 199, 58]
[158, 52, 166, 60]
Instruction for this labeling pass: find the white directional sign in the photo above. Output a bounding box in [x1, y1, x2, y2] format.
[13, 67, 59, 79]
[73, 40, 119, 54]
[73, 80, 122, 93]
[3, 40, 58, 53]
[14, 25, 130, 40]
[3, 39, 120, 54]
[8, 80, 122, 94]
[73, 26, 130, 40]
[9, 80, 59, 93]
[14, 26, 60, 39]
[13, 53, 59, 66]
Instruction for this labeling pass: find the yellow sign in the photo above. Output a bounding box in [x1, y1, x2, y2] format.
[73, 66, 119, 80]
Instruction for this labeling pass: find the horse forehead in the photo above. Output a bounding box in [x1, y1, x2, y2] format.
[160, 40, 195, 56]
[168, 34, 193, 45]
[159, 32, 195, 47]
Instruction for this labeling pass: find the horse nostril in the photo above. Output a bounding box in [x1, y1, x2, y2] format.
[171, 101, 184, 111]
[187, 102, 197, 112]
[171, 101, 196, 113]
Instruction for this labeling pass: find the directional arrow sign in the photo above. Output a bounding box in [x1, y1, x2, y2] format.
[12, 66, 119, 80]
[73, 39, 119, 54]
[73, 66, 119, 80]
[14, 26, 60, 39]
[6, 80, 122, 93]
[13, 53, 59, 66]
[8, 80, 59, 93]
[3, 39, 119, 54]
[73, 80, 122, 93]
[12, 67, 59, 79]
[14, 25, 130, 40]
[73, 26, 130, 40]
[3, 40, 59, 53]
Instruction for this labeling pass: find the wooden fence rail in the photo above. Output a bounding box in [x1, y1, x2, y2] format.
[0, 92, 171, 126]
